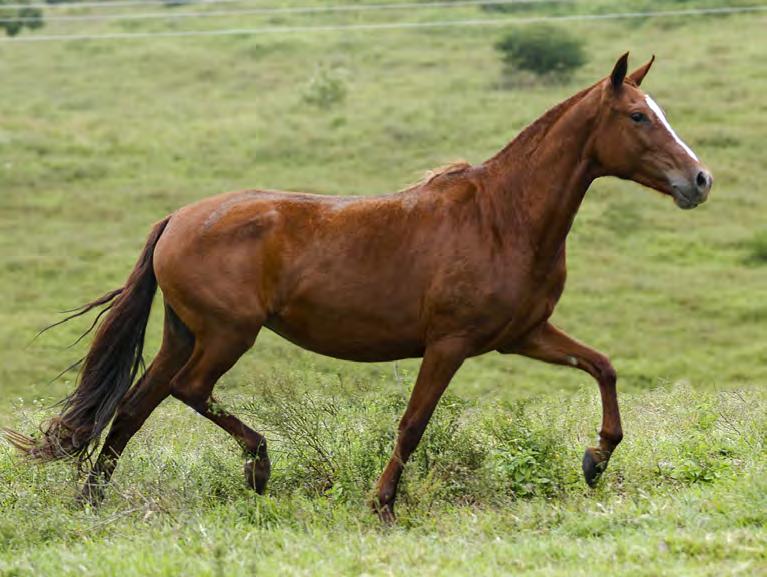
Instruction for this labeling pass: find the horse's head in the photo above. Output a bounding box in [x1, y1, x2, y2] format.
[592, 53, 712, 209]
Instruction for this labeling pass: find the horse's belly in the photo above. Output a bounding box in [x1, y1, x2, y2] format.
[264, 308, 425, 362]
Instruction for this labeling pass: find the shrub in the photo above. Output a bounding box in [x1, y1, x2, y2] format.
[240, 376, 569, 508]
[482, 403, 570, 498]
[0, 0, 43, 37]
[495, 25, 586, 81]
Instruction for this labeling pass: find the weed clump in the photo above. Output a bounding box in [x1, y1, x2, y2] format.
[302, 66, 348, 109]
[483, 403, 571, 498]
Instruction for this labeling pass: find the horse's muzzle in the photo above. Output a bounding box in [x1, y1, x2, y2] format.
[671, 168, 713, 209]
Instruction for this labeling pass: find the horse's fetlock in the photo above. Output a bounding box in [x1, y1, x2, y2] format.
[600, 429, 623, 449]
[376, 484, 396, 507]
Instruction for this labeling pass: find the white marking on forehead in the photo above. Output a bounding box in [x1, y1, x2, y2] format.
[644, 95, 699, 162]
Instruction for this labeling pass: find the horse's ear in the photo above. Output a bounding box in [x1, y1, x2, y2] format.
[628, 54, 655, 87]
[610, 52, 629, 91]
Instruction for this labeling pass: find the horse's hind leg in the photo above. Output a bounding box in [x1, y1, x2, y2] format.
[80, 305, 194, 506]
[373, 338, 467, 522]
[170, 327, 270, 494]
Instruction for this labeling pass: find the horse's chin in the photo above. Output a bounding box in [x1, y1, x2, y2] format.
[670, 187, 704, 210]
[672, 195, 701, 210]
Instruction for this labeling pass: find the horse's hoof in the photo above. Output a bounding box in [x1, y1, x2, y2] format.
[244, 457, 271, 494]
[371, 492, 397, 524]
[582, 447, 610, 488]
[372, 501, 396, 524]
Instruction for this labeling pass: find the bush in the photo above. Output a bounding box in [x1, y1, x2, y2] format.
[0, 0, 43, 37]
[483, 403, 570, 498]
[240, 375, 569, 507]
[495, 25, 586, 81]
[302, 66, 347, 110]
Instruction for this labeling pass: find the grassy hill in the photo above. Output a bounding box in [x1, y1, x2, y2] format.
[0, 1, 765, 575]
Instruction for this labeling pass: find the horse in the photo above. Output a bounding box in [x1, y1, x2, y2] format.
[4, 53, 712, 522]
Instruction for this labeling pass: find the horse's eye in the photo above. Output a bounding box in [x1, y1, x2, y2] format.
[631, 112, 647, 123]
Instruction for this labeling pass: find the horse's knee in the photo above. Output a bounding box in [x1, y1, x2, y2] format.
[602, 365, 617, 388]
[594, 357, 617, 387]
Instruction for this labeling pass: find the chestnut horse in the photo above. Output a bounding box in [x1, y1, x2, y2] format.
[5, 53, 712, 521]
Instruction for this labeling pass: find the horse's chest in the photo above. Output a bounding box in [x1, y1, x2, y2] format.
[509, 265, 565, 314]
[476, 257, 567, 348]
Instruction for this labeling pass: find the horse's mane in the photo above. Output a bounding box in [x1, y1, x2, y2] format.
[487, 81, 601, 163]
[420, 160, 473, 185]
[401, 80, 601, 193]
[402, 160, 473, 192]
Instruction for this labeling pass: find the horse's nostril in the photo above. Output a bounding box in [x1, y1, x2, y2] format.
[696, 171, 709, 189]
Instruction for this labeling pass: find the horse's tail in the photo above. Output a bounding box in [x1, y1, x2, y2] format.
[3, 216, 171, 463]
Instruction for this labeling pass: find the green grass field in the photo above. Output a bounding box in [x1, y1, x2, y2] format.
[1, 1, 765, 574]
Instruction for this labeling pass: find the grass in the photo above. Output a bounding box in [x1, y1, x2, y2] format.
[744, 229, 767, 265]
[0, 0, 766, 574]
[1, 383, 765, 576]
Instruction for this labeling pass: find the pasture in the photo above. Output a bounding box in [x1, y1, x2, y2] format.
[0, 0, 765, 574]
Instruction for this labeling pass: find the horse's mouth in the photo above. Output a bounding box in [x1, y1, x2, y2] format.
[671, 185, 703, 210]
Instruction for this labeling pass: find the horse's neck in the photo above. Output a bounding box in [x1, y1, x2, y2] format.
[484, 87, 601, 261]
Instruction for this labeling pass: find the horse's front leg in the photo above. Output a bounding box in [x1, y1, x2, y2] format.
[373, 337, 467, 522]
[504, 321, 623, 487]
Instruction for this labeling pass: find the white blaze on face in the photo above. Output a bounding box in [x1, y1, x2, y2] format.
[644, 95, 699, 162]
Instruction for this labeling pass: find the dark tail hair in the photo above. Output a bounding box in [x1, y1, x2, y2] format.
[3, 216, 171, 463]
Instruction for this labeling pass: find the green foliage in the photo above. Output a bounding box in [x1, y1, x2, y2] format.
[302, 66, 348, 109]
[243, 378, 490, 505]
[0, 387, 765, 575]
[483, 404, 570, 498]
[495, 25, 586, 80]
[0, 0, 43, 37]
